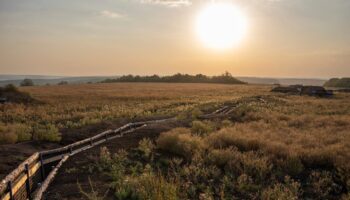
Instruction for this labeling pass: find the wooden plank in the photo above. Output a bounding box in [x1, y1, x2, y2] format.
[1, 162, 41, 200]
[0, 153, 39, 195]
[42, 154, 69, 165]
[33, 156, 69, 200]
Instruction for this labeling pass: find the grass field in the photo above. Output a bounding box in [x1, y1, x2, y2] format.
[87, 87, 350, 200]
[1, 83, 350, 199]
[0, 83, 268, 144]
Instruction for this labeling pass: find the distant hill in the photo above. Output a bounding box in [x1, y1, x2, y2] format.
[0, 75, 65, 81]
[0, 76, 116, 86]
[236, 77, 326, 86]
[324, 78, 350, 88]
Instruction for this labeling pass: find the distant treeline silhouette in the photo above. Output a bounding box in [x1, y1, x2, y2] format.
[324, 78, 350, 88]
[102, 72, 246, 84]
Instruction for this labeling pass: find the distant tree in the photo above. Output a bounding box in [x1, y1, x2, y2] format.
[57, 81, 68, 85]
[324, 78, 350, 88]
[20, 79, 34, 87]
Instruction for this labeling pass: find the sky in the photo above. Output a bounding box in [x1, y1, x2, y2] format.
[0, 0, 349, 78]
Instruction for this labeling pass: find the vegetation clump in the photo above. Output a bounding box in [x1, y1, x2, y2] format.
[324, 78, 350, 88]
[0, 84, 36, 104]
[20, 79, 34, 87]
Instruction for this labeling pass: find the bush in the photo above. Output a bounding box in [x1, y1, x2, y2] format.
[32, 123, 61, 142]
[206, 129, 261, 151]
[14, 124, 32, 142]
[157, 128, 203, 160]
[20, 79, 34, 86]
[0, 123, 33, 144]
[227, 152, 272, 182]
[221, 120, 232, 128]
[119, 172, 178, 200]
[278, 155, 304, 177]
[191, 120, 214, 136]
[0, 125, 17, 144]
[207, 147, 239, 167]
[307, 171, 340, 199]
[138, 138, 155, 159]
[236, 174, 260, 196]
[261, 176, 300, 200]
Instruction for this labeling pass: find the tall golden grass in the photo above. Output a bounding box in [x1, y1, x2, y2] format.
[0, 83, 269, 143]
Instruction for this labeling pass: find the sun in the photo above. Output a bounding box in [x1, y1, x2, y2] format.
[195, 3, 248, 50]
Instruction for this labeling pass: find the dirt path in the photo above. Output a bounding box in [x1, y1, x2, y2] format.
[43, 120, 184, 200]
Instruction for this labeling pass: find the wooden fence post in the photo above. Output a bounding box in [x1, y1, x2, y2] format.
[25, 164, 32, 200]
[40, 154, 45, 181]
[7, 181, 13, 200]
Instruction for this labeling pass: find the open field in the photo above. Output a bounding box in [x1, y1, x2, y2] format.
[1, 83, 350, 199]
[0, 83, 268, 178]
[1, 83, 268, 144]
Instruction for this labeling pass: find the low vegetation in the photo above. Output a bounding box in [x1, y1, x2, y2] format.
[0, 84, 36, 104]
[0, 83, 267, 144]
[89, 91, 350, 199]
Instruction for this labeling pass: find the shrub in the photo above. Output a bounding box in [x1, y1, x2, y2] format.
[32, 123, 61, 142]
[207, 147, 239, 167]
[261, 176, 300, 200]
[191, 108, 203, 120]
[220, 120, 232, 128]
[78, 177, 109, 200]
[279, 155, 304, 177]
[228, 152, 272, 182]
[138, 138, 155, 159]
[14, 124, 32, 142]
[20, 79, 34, 86]
[236, 174, 260, 196]
[206, 128, 261, 151]
[157, 128, 203, 160]
[191, 120, 214, 136]
[120, 172, 178, 200]
[307, 171, 340, 199]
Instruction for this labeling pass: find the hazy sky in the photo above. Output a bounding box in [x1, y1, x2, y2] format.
[0, 0, 349, 78]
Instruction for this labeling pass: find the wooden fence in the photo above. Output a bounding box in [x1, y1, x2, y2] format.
[0, 118, 174, 200]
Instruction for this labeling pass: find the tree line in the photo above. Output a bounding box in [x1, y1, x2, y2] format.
[102, 72, 246, 84]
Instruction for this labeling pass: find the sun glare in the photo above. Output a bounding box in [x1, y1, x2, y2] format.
[195, 3, 248, 50]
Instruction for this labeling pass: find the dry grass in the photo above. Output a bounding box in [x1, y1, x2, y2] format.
[91, 86, 350, 199]
[0, 83, 269, 143]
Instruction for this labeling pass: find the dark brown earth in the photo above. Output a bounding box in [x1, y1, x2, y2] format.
[0, 142, 60, 180]
[43, 120, 184, 200]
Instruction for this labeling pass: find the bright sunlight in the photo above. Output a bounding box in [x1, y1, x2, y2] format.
[195, 3, 248, 50]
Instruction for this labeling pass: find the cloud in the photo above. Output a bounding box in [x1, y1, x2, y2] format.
[141, 0, 192, 7]
[100, 10, 125, 19]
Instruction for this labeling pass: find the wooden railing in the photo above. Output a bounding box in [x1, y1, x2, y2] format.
[0, 118, 174, 200]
